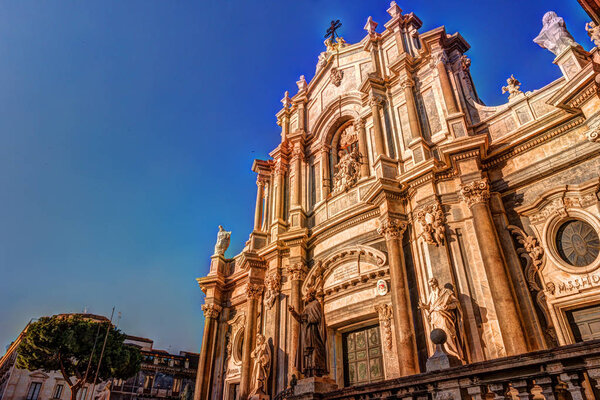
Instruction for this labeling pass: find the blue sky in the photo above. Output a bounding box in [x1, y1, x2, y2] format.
[0, 1, 592, 353]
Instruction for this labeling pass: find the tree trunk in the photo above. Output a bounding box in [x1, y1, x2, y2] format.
[70, 386, 79, 400]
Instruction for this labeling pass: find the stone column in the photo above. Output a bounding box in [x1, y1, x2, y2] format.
[354, 118, 370, 177]
[402, 77, 423, 141]
[194, 303, 221, 400]
[240, 284, 263, 400]
[297, 102, 306, 133]
[377, 218, 419, 375]
[291, 144, 303, 207]
[459, 179, 527, 356]
[254, 177, 265, 231]
[320, 148, 331, 199]
[435, 53, 459, 115]
[370, 95, 387, 157]
[287, 263, 305, 377]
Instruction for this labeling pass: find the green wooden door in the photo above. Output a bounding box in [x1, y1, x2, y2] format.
[342, 325, 384, 386]
[568, 304, 600, 342]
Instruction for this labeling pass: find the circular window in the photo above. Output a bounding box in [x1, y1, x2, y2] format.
[555, 219, 600, 267]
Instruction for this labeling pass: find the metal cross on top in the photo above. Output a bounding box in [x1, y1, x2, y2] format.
[324, 19, 342, 40]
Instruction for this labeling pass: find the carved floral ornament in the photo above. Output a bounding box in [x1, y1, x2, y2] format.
[201, 303, 222, 319]
[459, 179, 490, 208]
[246, 284, 264, 300]
[377, 217, 408, 239]
[586, 119, 600, 143]
[416, 202, 446, 246]
[287, 262, 307, 281]
[330, 67, 344, 87]
[374, 303, 393, 350]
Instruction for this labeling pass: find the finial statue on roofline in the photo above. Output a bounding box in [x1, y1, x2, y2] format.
[534, 11, 580, 56]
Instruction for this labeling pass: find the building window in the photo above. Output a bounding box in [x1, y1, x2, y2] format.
[27, 382, 42, 400]
[556, 219, 600, 267]
[53, 384, 64, 399]
[342, 325, 384, 386]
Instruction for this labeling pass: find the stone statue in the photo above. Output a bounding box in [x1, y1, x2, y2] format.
[419, 278, 463, 360]
[288, 287, 328, 377]
[333, 148, 361, 194]
[250, 334, 272, 397]
[586, 21, 600, 48]
[501, 75, 523, 100]
[534, 11, 579, 56]
[214, 225, 231, 256]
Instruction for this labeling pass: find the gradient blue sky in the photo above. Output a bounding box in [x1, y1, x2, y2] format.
[0, 1, 592, 353]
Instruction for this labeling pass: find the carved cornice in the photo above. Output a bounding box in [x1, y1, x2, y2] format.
[459, 179, 490, 208]
[377, 217, 408, 239]
[201, 303, 222, 319]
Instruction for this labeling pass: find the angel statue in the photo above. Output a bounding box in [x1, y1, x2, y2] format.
[214, 225, 231, 256]
[250, 334, 272, 397]
[534, 11, 579, 56]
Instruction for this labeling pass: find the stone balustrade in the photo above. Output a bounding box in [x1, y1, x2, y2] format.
[279, 340, 600, 400]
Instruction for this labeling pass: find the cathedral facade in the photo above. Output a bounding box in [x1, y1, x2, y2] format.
[196, 3, 600, 400]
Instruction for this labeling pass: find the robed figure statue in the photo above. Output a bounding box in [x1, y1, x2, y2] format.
[288, 287, 328, 377]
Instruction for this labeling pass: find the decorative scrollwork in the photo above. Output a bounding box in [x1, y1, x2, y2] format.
[377, 217, 408, 239]
[459, 179, 490, 208]
[416, 203, 446, 246]
[201, 303, 222, 319]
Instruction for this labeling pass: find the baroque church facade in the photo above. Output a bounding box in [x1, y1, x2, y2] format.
[196, 3, 600, 400]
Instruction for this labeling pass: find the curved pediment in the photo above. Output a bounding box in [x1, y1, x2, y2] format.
[302, 245, 387, 295]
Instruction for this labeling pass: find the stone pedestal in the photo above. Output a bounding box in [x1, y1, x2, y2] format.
[373, 155, 398, 182]
[293, 377, 338, 397]
[554, 45, 590, 80]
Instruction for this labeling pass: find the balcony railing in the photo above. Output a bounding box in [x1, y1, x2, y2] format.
[280, 340, 600, 400]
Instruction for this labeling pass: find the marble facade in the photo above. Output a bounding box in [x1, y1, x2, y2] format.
[195, 3, 600, 400]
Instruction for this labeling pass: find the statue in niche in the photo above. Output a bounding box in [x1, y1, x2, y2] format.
[250, 334, 271, 397]
[534, 11, 579, 56]
[333, 148, 361, 194]
[214, 225, 231, 256]
[288, 287, 328, 377]
[419, 278, 464, 360]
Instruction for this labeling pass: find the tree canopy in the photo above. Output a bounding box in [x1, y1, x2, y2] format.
[17, 315, 141, 400]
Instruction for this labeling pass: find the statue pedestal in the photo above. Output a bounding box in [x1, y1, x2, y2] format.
[293, 376, 338, 397]
[553, 45, 590, 80]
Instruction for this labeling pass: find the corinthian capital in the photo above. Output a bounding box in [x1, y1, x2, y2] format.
[353, 117, 365, 130]
[287, 262, 306, 281]
[377, 217, 408, 239]
[370, 94, 385, 108]
[201, 303, 222, 319]
[256, 175, 268, 187]
[246, 284, 264, 300]
[459, 179, 490, 207]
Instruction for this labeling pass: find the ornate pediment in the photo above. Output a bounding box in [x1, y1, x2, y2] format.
[302, 245, 387, 295]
